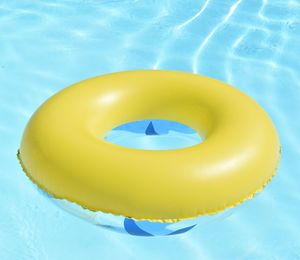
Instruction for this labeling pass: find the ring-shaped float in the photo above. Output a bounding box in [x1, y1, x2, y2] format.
[18, 70, 280, 222]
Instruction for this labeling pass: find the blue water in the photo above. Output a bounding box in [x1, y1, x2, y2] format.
[1, 0, 300, 259]
[105, 120, 202, 150]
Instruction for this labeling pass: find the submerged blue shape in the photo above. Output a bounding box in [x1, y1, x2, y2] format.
[105, 119, 202, 150]
[135, 220, 172, 236]
[124, 218, 153, 236]
[167, 224, 197, 236]
[145, 121, 158, 135]
[124, 218, 197, 236]
[114, 120, 151, 133]
[113, 119, 197, 134]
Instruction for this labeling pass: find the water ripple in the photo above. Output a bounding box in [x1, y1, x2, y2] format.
[192, 0, 243, 73]
[175, 0, 210, 30]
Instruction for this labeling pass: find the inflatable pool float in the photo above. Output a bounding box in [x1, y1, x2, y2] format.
[18, 70, 280, 227]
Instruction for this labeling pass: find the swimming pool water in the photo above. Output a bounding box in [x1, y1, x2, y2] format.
[1, 0, 300, 259]
[105, 120, 202, 150]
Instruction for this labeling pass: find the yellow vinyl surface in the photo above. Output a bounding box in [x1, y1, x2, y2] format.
[18, 70, 280, 222]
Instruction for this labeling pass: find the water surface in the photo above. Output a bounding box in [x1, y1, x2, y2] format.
[1, 0, 300, 259]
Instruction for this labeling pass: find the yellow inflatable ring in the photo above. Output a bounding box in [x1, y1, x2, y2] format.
[18, 70, 280, 222]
